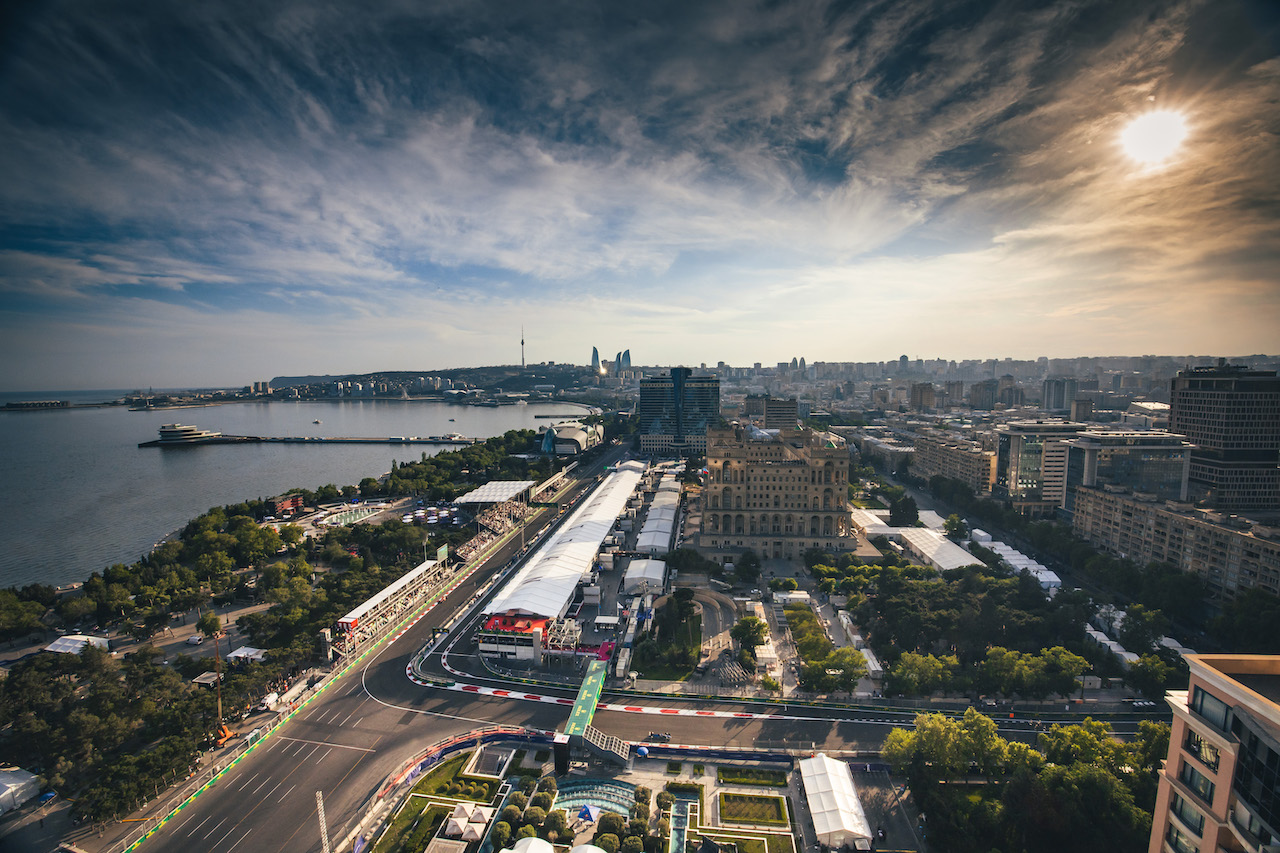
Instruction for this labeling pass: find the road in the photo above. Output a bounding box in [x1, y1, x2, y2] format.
[91, 450, 1165, 853]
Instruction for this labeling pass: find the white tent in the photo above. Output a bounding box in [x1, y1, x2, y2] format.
[444, 817, 468, 837]
[226, 646, 266, 663]
[486, 461, 646, 619]
[508, 838, 554, 853]
[44, 634, 109, 655]
[469, 805, 495, 824]
[461, 823, 484, 842]
[623, 559, 666, 595]
[449, 802, 476, 822]
[0, 768, 39, 812]
[798, 753, 872, 849]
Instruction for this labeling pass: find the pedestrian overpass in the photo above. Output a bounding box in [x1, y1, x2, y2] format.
[556, 660, 628, 767]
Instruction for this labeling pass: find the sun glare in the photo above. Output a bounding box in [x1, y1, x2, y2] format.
[1120, 110, 1188, 167]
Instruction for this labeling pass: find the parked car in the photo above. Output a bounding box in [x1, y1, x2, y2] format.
[186, 634, 205, 645]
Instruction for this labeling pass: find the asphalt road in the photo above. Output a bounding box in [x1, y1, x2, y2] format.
[104, 449, 1166, 853]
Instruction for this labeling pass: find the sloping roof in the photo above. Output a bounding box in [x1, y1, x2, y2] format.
[486, 461, 646, 618]
[455, 480, 536, 504]
[227, 646, 267, 662]
[798, 753, 872, 847]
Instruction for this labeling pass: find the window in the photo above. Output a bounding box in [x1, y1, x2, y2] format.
[1170, 793, 1204, 836]
[1191, 686, 1231, 732]
[1184, 730, 1220, 771]
[1165, 823, 1197, 853]
[1179, 762, 1215, 805]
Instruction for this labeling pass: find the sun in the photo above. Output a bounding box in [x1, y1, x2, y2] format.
[1120, 110, 1188, 167]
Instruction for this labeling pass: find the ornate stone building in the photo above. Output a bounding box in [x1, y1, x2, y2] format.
[699, 425, 853, 561]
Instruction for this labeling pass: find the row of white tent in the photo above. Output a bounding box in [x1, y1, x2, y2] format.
[634, 473, 681, 556]
[970, 530, 1061, 591]
[443, 802, 495, 840]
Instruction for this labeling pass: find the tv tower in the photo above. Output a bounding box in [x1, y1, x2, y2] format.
[520, 326, 525, 369]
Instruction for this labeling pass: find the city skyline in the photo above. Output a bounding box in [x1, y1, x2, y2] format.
[1, 0, 1278, 391]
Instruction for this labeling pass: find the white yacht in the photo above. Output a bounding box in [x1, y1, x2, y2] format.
[156, 423, 222, 443]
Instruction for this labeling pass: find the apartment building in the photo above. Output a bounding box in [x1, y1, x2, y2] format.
[1150, 654, 1280, 853]
[911, 430, 998, 495]
[1072, 486, 1280, 600]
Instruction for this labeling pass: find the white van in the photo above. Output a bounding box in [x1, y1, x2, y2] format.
[257, 691, 280, 712]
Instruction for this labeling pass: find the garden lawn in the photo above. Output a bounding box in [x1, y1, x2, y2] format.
[719, 793, 789, 826]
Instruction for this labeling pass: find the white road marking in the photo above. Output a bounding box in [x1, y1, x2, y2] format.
[276, 735, 377, 753]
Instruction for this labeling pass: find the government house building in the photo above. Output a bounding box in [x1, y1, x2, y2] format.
[699, 425, 853, 561]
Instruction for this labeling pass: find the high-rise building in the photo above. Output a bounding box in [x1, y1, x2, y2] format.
[700, 425, 853, 561]
[1170, 362, 1280, 512]
[969, 379, 998, 410]
[637, 367, 720, 455]
[621, 350, 632, 371]
[591, 347, 600, 373]
[909, 383, 936, 412]
[1070, 398, 1095, 423]
[995, 420, 1087, 516]
[1062, 430, 1194, 514]
[1042, 376, 1079, 412]
[944, 381, 965, 409]
[1148, 654, 1280, 853]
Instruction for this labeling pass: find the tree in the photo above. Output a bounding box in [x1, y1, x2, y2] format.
[509, 792, 528, 810]
[622, 836, 645, 853]
[736, 550, 762, 583]
[1117, 604, 1168, 655]
[196, 610, 222, 640]
[1125, 654, 1173, 700]
[1037, 719, 1126, 776]
[544, 810, 568, 836]
[517, 825, 538, 840]
[501, 805, 523, 826]
[888, 652, 956, 696]
[598, 812, 626, 837]
[889, 495, 919, 526]
[523, 806, 546, 826]
[491, 822, 512, 849]
[943, 514, 968, 540]
[959, 708, 1007, 780]
[531, 791, 554, 810]
[596, 834, 620, 853]
[730, 617, 768, 653]
[825, 647, 868, 692]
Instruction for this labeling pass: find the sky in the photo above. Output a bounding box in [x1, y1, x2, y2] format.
[1, 0, 1278, 391]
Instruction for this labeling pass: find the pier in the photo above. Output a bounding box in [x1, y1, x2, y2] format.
[139, 434, 477, 448]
